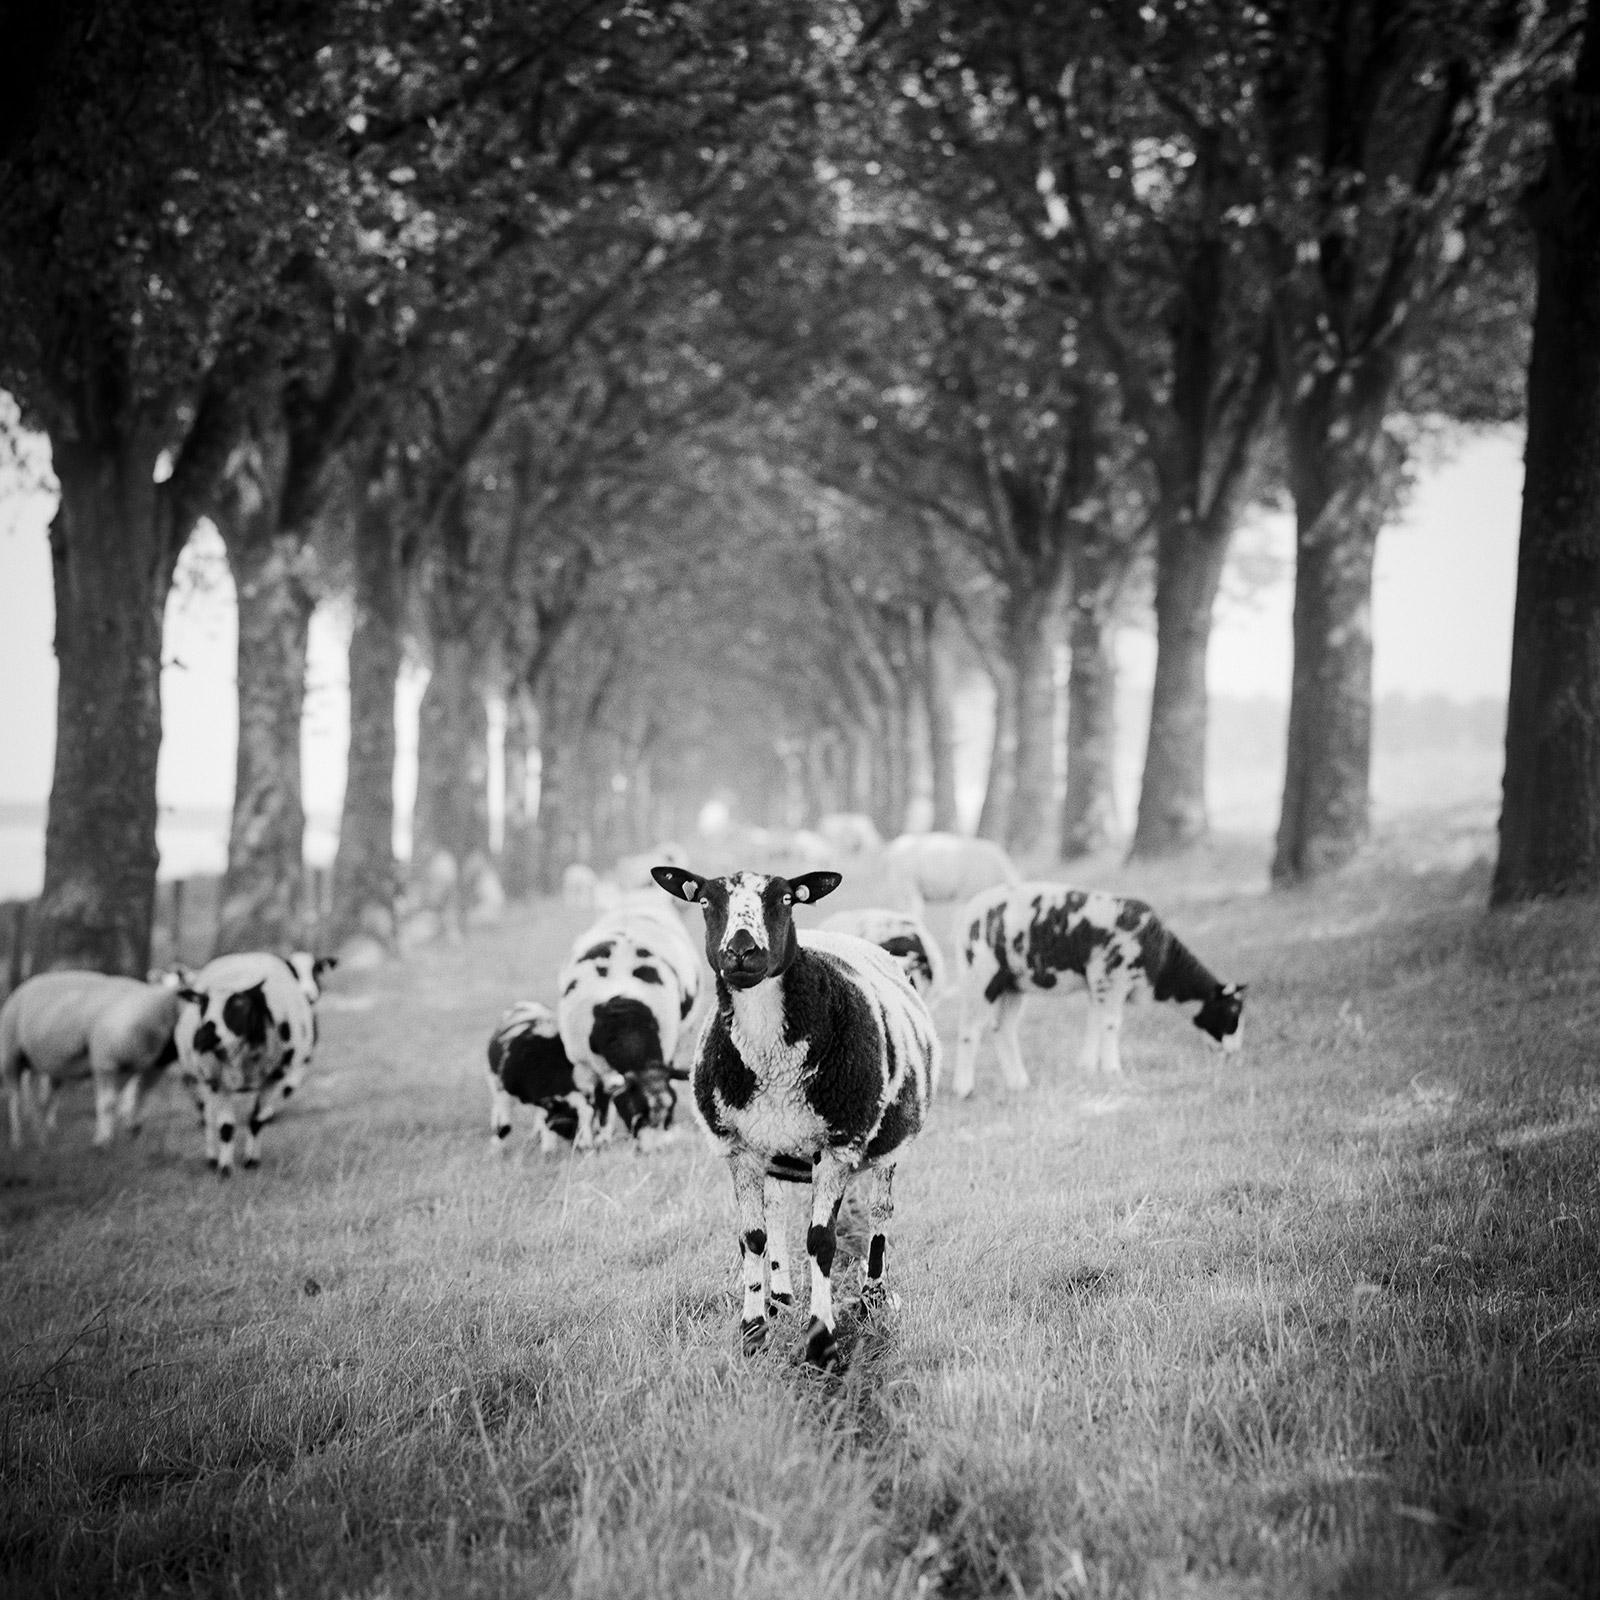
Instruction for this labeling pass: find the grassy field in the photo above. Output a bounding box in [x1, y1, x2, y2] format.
[4, 812, 1599, 1599]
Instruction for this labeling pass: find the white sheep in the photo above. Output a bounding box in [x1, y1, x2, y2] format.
[1, 971, 200, 1148]
[883, 830, 1020, 917]
[818, 812, 883, 856]
[653, 864, 938, 1373]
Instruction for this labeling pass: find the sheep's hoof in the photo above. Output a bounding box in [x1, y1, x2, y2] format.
[206, 1157, 217, 1169]
[740, 1316, 769, 1355]
[243, 1156, 260, 1170]
[805, 1316, 840, 1372]
[217, 1167, 232, 1181]
[858, 1280, 897, 1320]
[767, 1289, 794, 1311]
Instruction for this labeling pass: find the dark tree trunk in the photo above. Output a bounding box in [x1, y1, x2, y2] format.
[1128, 517, 1230, 858]
[327, 487, 404, 953]
[920, 606, 961, 832]
[1004, 584, 1062, 858]
[412, 635, 491, 874]
[1271, 392, 1401, 886]
[1060, 589, 1119, 859]
[34, 434, 177, 975]
[1494, 8, 1600, 904]
[212, 434, 317, 954]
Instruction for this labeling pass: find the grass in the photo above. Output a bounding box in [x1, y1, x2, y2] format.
[3, 812, 1599, 1598]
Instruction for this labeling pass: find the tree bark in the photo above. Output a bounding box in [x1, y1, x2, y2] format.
[327, 484, 404, 953]
[1271, 423, 1397, 885]
[412, 634, 492, 874]
[1004, 583, 1063, 858]
[212, 432, 318, 954]
[1061, 588, 1119, 859]
[501, 685, 540, 899]
[34, 432, 177, 975]
[1494, 9, 1600, 903]
[976, 659, 1015, 844]
[1128, 517, 1231, 858]
[919, 605, 961, 832]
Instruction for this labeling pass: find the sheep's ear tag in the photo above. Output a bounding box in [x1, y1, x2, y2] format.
[794, 884, 811, 902]
[681, 879, 699, 902]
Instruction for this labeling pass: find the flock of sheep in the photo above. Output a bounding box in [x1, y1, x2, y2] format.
[0, 819, 1246, 1372]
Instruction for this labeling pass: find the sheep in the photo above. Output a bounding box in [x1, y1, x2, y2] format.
[555, 898, 704, 1148]
[653, 863, 938, 1372]
[884, 831, 1020, 917]
[820, 907, 945, 999]
[954, 881, 1247, 1095]
[1, 971, 201, 1148]
[817, 813, 883, 856]
[173, 950, 336, 1175]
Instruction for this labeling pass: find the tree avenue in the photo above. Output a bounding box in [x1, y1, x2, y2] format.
[2, 0, 1598, 969]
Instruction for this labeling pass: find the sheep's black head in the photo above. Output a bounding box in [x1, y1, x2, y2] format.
[1194, 981, 1247, 1053]
[652, 866, 842, 990]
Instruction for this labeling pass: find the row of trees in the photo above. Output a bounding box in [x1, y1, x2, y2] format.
[2, 0, 1597, 975]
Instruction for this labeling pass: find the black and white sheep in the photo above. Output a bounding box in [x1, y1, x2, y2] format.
[653, 864, 938, 1372]
[1, 971, 200, 1147]
[820, 907, 945, 999]
[173, 950, 337, 1175]
[555, 899, 704, 1147]
[954, 882, 1246, 1094]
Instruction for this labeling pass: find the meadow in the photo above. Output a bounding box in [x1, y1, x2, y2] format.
[3, 809, 1598, 1599]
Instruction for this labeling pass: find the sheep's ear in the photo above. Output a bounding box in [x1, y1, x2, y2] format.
[1223, 981, 1247, 998]
[788, 871, 843, 905]
[177, 987, 206, 1008]
[665, 1065, 691, 1081]
[313, 956, 338, 979]
[651, 865, 702, 902]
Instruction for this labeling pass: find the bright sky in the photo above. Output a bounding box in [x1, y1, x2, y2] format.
[0, 424, 1524, 822]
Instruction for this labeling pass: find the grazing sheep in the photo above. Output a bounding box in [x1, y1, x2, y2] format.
[1, 971, 200, 1147]
[820, 907, 945, 998]
[653, 864, 938, 1372]
[818, 813, 883, 856]
[486, 999, 685, 1151]
[954, 882, 1247, 1094]
[884, 831, 1020, 916]
[174, 950, 337, 1175]
[556, 899, 704, 1147]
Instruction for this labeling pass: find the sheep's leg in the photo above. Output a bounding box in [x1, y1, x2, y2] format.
[1097, 981, 1128, 1075]
[1077, 992, 1105, 1075]
[490, 1080, 515, 1148]
[730, 1150, 771, 1354]
[261, 1055, 307, 1123]
[952, 987, 988, 1099]
[6, 1068, 27, 1147]
[990, 991, 1030, 1091]
[858, 1164, 898, 1318]
[241, 1100, 264, 1170]
[804, 1151, 853, 1371]
[38, 1075, 59, 1137]
[90, 1071, 119, 1148]
[763, 1176, 795, 1310]
[213, 1096, 238, 1178]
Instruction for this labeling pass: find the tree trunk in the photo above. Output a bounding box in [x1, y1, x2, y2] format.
[1061, 589, 1119, 859]
[411, 634, 491, 875]
[327, 488, 404, 954]
[1271, 436, 1394, 885]
[212, 434, 318, 954]
[34, 433, 176, 975]
[1493, 8, 1600, 904]
[920, 606, 961, 833]
[1005, 584, 1063, 858]
[1128, 517, 1230, 858]
[501, 685, 540, 900]
[976, 659, 1016, 843]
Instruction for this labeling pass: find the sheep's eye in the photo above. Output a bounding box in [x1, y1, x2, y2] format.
[698, 896, 710, 907]
[781, 893, 793, 906]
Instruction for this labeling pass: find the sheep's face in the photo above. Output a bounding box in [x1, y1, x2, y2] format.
[1194, 982, 1247, 1053]
[652, 866, 842, 990]
[188, 981, 275, 1091]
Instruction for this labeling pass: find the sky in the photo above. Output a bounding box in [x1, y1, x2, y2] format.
[0, 424, 1524, 883]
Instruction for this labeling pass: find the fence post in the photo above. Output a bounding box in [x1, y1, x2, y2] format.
[7, 902, 27, 991]
[170, 879, 185, 964]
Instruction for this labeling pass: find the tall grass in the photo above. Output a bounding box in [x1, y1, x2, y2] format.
[3, 821, 1598, 1597]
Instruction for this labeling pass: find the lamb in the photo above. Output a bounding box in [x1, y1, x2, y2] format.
[555, 898, 704, 1147]
[1, 971, 201, 1147]
[954, 881, 1246, 1095]
[653, 863, 938, 1373]
[884, 831, 1020, 917]
[820, 907, 945, 998]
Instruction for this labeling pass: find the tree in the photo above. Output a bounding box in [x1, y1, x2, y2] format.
[1494, 0, 1600, 903]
